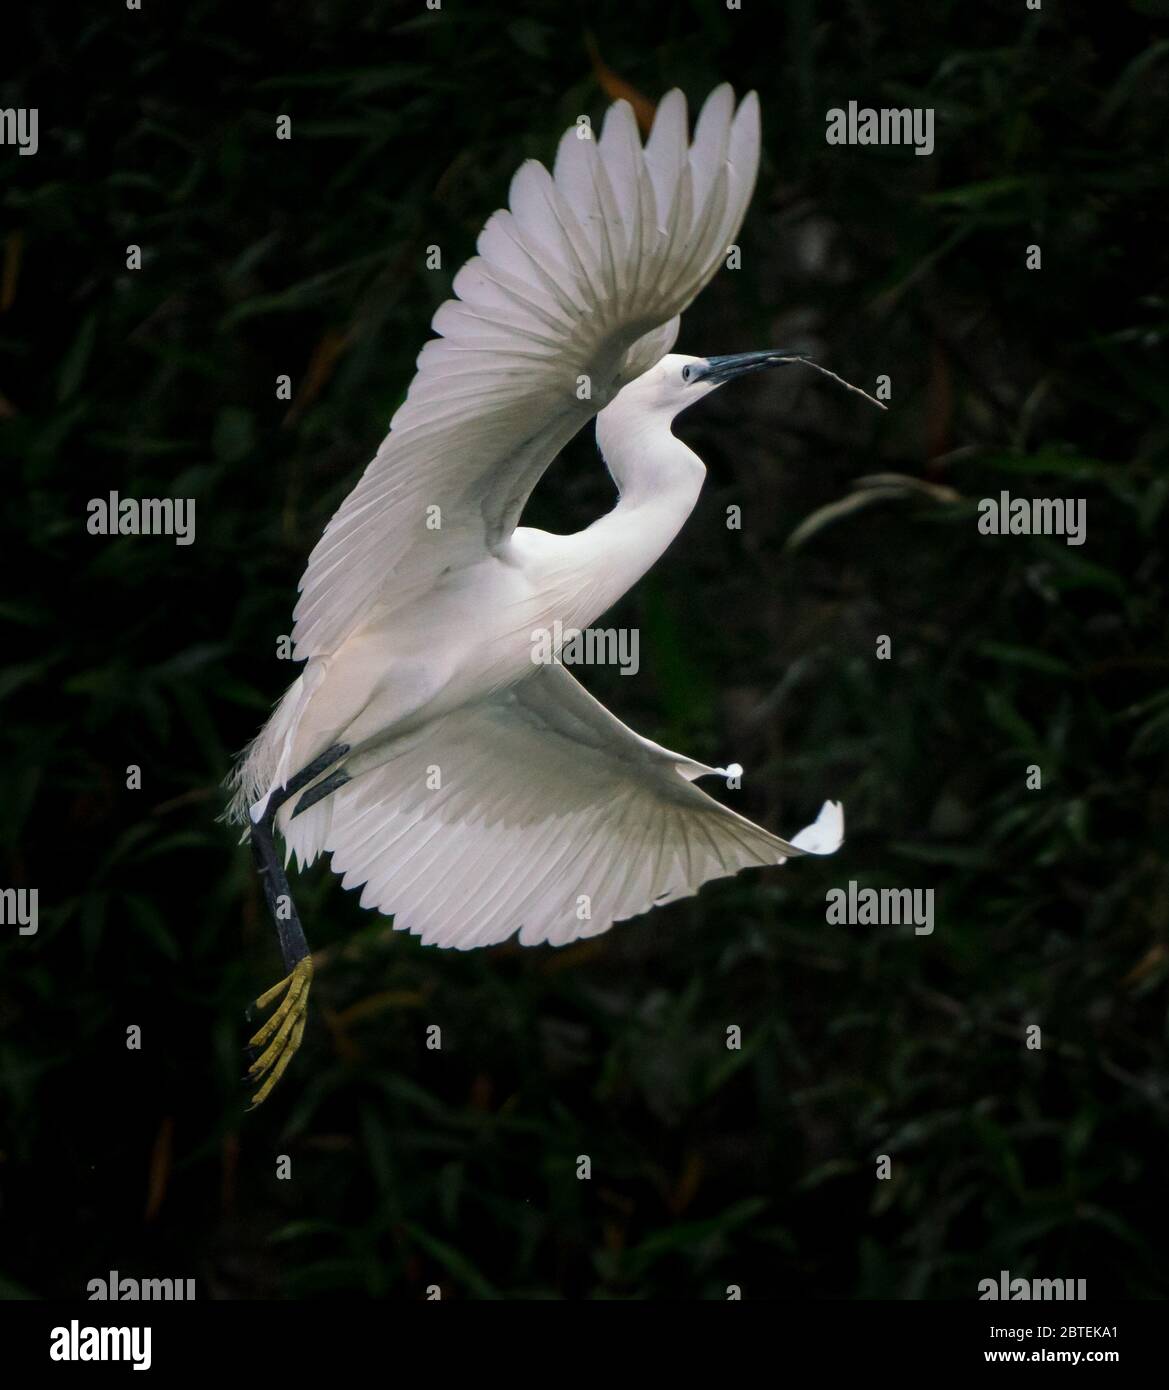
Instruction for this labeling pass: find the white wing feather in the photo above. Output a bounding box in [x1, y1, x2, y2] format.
[291, 86, 761, 660]
[284, 665, 843, 949]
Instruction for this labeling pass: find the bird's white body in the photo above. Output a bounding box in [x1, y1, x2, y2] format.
[229, 86, 843, 951]
[278, 393, 706, 781]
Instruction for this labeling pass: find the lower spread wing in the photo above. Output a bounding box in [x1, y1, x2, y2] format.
[291, 86, 761, 660]
[283, 664, 843, 949]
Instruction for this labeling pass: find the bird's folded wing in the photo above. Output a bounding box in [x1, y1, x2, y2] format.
[292, 85, 761, 660]
[287, 664, 842, 949]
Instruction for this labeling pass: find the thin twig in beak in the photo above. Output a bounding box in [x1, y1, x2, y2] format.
[785, 357, 889, 411]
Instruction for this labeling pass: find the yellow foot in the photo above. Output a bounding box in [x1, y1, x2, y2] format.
[246, 956, 313, 1108]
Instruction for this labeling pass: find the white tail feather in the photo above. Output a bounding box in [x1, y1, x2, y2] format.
[222, 674, 308, 826]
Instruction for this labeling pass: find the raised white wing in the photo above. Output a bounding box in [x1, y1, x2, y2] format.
[284, 664, 843, 949]
[291, 85, 761, 660]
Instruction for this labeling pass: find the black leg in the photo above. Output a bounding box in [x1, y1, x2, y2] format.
[270, 742, 350, 811]
[250, 742, 349, 970]
[250, 819, 310, 974]
[292, 766, 351, 819]
[243, 742, 350, 1106]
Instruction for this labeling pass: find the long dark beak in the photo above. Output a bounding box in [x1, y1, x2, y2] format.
[693, 349, 806, 386]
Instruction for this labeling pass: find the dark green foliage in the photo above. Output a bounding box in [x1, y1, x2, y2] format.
[0, 0, 1165, 1299]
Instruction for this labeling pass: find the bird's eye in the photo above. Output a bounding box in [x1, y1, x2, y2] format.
[681, 365, 693, 383]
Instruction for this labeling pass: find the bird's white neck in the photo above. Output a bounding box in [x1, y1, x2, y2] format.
[541, 420, 706, 631]
[599, 408, 705, 504]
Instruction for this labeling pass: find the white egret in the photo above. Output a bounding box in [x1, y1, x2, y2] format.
[228, 85, 864, 1105]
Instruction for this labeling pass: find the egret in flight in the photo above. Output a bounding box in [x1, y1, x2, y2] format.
[228, 84, 867, 1106]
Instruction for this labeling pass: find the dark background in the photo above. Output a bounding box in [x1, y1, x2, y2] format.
[1, 0, 1166, 1300]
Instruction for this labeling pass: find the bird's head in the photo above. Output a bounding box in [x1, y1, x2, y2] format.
[596, 350, 810, 497]
[615, 350, 811, 424]
[596, 350, 884, 498]
[606, 349, 887, 428]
